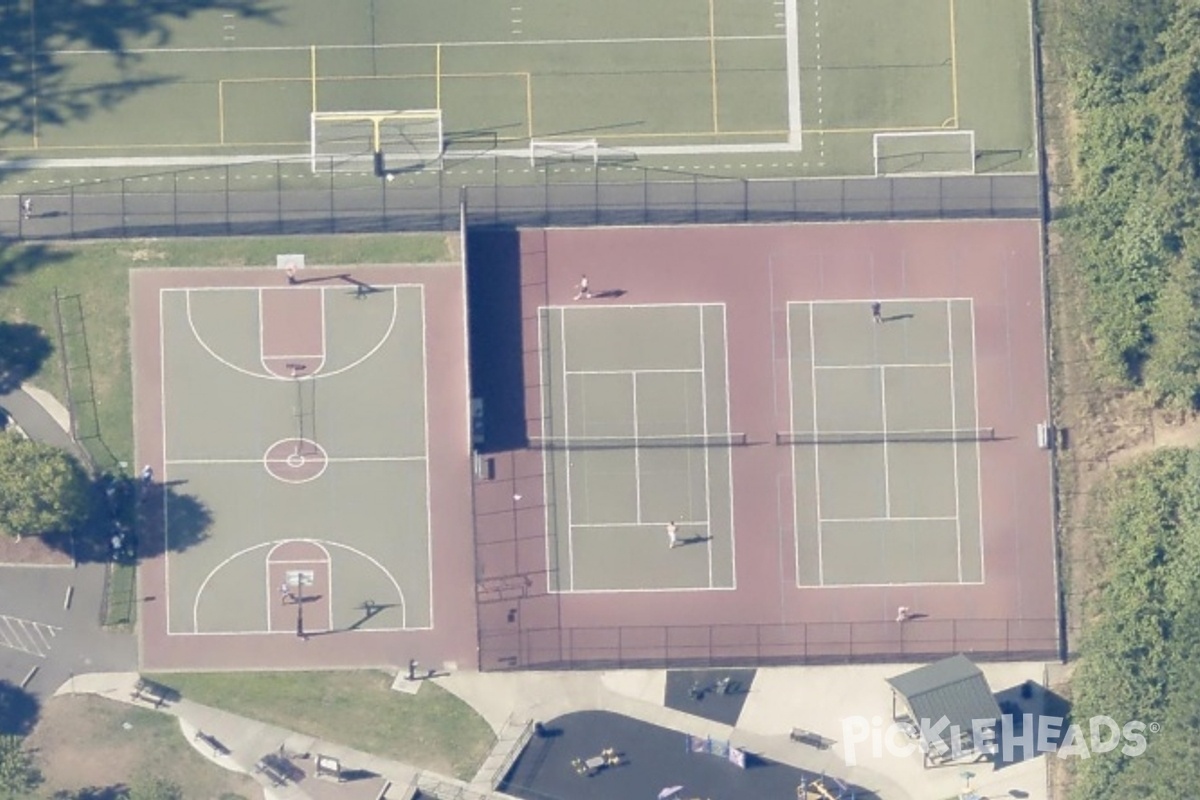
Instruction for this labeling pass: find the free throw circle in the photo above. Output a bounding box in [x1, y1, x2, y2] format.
[264, 438, 329, 483]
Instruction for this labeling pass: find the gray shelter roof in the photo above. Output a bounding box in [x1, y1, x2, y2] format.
[886, 654, 1002, 743]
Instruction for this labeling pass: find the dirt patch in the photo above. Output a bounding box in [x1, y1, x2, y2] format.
[0, 533, 73, 566]
[24, 695, 259, 799]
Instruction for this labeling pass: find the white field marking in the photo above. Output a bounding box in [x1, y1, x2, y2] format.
[49, 34, 785, 56]
[721, 304, 737, 590]
[698, 305, 714, 587]
[785, 0, 801, 144]
[880, 365, 891, 517]
[786, 302, 800, 587]
[181, 286, 399, 381]
[193, 538, 408, 633]
[947, 300, 963, 581]
[970, 298, 986, 583]
[807, 303, 825, 585]
[418, 284, 435, 629]
[560, 309, 577, 592]
[632, 372, 642, 524]
[791, 578, 984, 589]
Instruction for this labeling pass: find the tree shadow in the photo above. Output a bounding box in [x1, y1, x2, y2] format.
[0, 680, 40, 736]
[0, 242, 71, 288]
[48, 475, 212, 563]
[0, 322, 53, 394]
[0, 0, 280, 141]
[49, 786, 129, 800]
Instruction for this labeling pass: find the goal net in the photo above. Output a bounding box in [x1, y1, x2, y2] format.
[873, 130, 976, 177]
[310, 109, 444, 173]
[529, 139, 599, 167]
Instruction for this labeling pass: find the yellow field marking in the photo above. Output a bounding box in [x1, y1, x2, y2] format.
[709, 0, 719, 133]
[436, 43, 443, 109]
[311, 45, 318, 114]
[948, 0, 959, 127]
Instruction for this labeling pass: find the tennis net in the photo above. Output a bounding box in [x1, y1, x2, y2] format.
[775, 428, 995, 445]
[529, 432, 748, 450]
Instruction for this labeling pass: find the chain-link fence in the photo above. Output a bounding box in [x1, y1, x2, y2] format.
[478, 617, 1061, 672]
[10, 161, 1039, 240]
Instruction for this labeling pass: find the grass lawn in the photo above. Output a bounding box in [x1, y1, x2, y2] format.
[147, 671, 494, 781]
[26, 694, 260, 799]
[0, 233, 455, 473]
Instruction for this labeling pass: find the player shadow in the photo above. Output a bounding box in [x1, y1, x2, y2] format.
[881, 313, 915, 323]
[590, 288, 626, 299]
[678, 534, 713, 547]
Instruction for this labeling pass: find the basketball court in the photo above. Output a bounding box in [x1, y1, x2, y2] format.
[131, 261, 476, 670]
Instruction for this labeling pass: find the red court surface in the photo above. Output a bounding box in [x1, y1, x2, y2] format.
[131, 264, 477, 671]
[471, 221, 1058, 669]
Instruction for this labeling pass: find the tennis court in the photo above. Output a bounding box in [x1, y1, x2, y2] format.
[786, 299, 984, 586]
[6, 0, 1035, 179]
[537, 304, 736, 592]
[131, 263, 476, 670]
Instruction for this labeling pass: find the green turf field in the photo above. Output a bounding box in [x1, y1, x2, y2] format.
[2, 0, 1035, 180]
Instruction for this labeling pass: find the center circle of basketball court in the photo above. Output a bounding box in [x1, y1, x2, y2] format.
[264, 438, 329, 483]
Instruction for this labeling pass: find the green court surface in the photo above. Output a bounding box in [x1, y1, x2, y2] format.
[538, 304, 736, 592]
[786, 299, 984, 586]
[159, 283, 432, 634]
[6, 0, 1035, 179]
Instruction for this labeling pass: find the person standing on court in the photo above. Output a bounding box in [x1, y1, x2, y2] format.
[21, 198, 32, 220]
[574, 274, 592, 300]
[871, 301, 883, 324]
[666, 520, 679, 548]
[141, 464, 154, 485]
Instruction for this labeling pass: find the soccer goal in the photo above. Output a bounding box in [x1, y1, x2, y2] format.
[310, 109, 444, 173]
[529, 139, 599, 167]
[873, 130, 976, 177]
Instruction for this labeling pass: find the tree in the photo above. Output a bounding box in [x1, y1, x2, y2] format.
[0, 432, 89, 540]
[0, 735, 41, 797]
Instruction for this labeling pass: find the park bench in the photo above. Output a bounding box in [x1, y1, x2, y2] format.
[129, 678, 170, 709]
[193, 730, 230, 757]
[790, 728, 829, 749]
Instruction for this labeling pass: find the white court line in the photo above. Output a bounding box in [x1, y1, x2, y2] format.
[263, 553, 273, 633]
[806, 303, 825, 585]
[721, 305, 737, 590]
[572, 521, 710, 529]
[807, 297, 976, 305]
[160, 290, 172, 630]
[785, 0, 801, 144]
[970, 299, 986, 582]
[560, 309, 577, 592]
[880, 364, 891, 517]
[183, 287, 399, 381]
[565, 368, 703, 376]
[947, 300, 963, 581]
[538, 310, 555, 591]
[698, 306, 714, 588]
[50, 33, 784, 56]
[417, 284, 434, 630]
[820, 516, 958, 523]
[548, 584, 739, 596]
[815, 362, 951, 370]
[632, 373, 642, 524]
[542, 301, 725, 312]
[166, 456, 426, 464]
